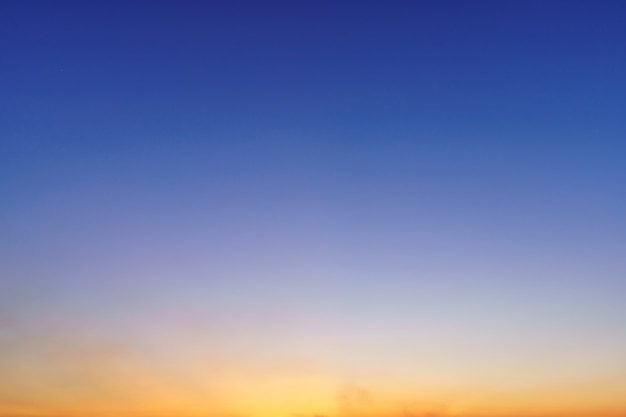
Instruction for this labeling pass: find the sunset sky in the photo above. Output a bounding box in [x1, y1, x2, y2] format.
[1, 2, 626, 417]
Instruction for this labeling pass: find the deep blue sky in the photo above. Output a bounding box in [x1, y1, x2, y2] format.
[3, 0, 625, 251]
[3, 1, 625, 145]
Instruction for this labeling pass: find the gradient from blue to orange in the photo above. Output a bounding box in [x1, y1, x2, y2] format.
[1, 2, 625, 417]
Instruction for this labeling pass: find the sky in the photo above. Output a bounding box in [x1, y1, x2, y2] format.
[1, 1, 626, 417]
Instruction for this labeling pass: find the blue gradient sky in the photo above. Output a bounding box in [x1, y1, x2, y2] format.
[1, 2, 626, 417]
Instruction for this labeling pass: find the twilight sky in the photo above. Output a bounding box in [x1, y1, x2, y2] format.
[1, 2, 626, 417]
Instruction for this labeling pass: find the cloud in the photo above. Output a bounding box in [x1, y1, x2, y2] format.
[336, 385, 371, 411]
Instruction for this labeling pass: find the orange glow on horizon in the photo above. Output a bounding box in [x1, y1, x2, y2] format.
[1, 316, 625, 417]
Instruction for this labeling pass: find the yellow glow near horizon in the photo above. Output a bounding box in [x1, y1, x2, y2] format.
[1, 311, 625, 417]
